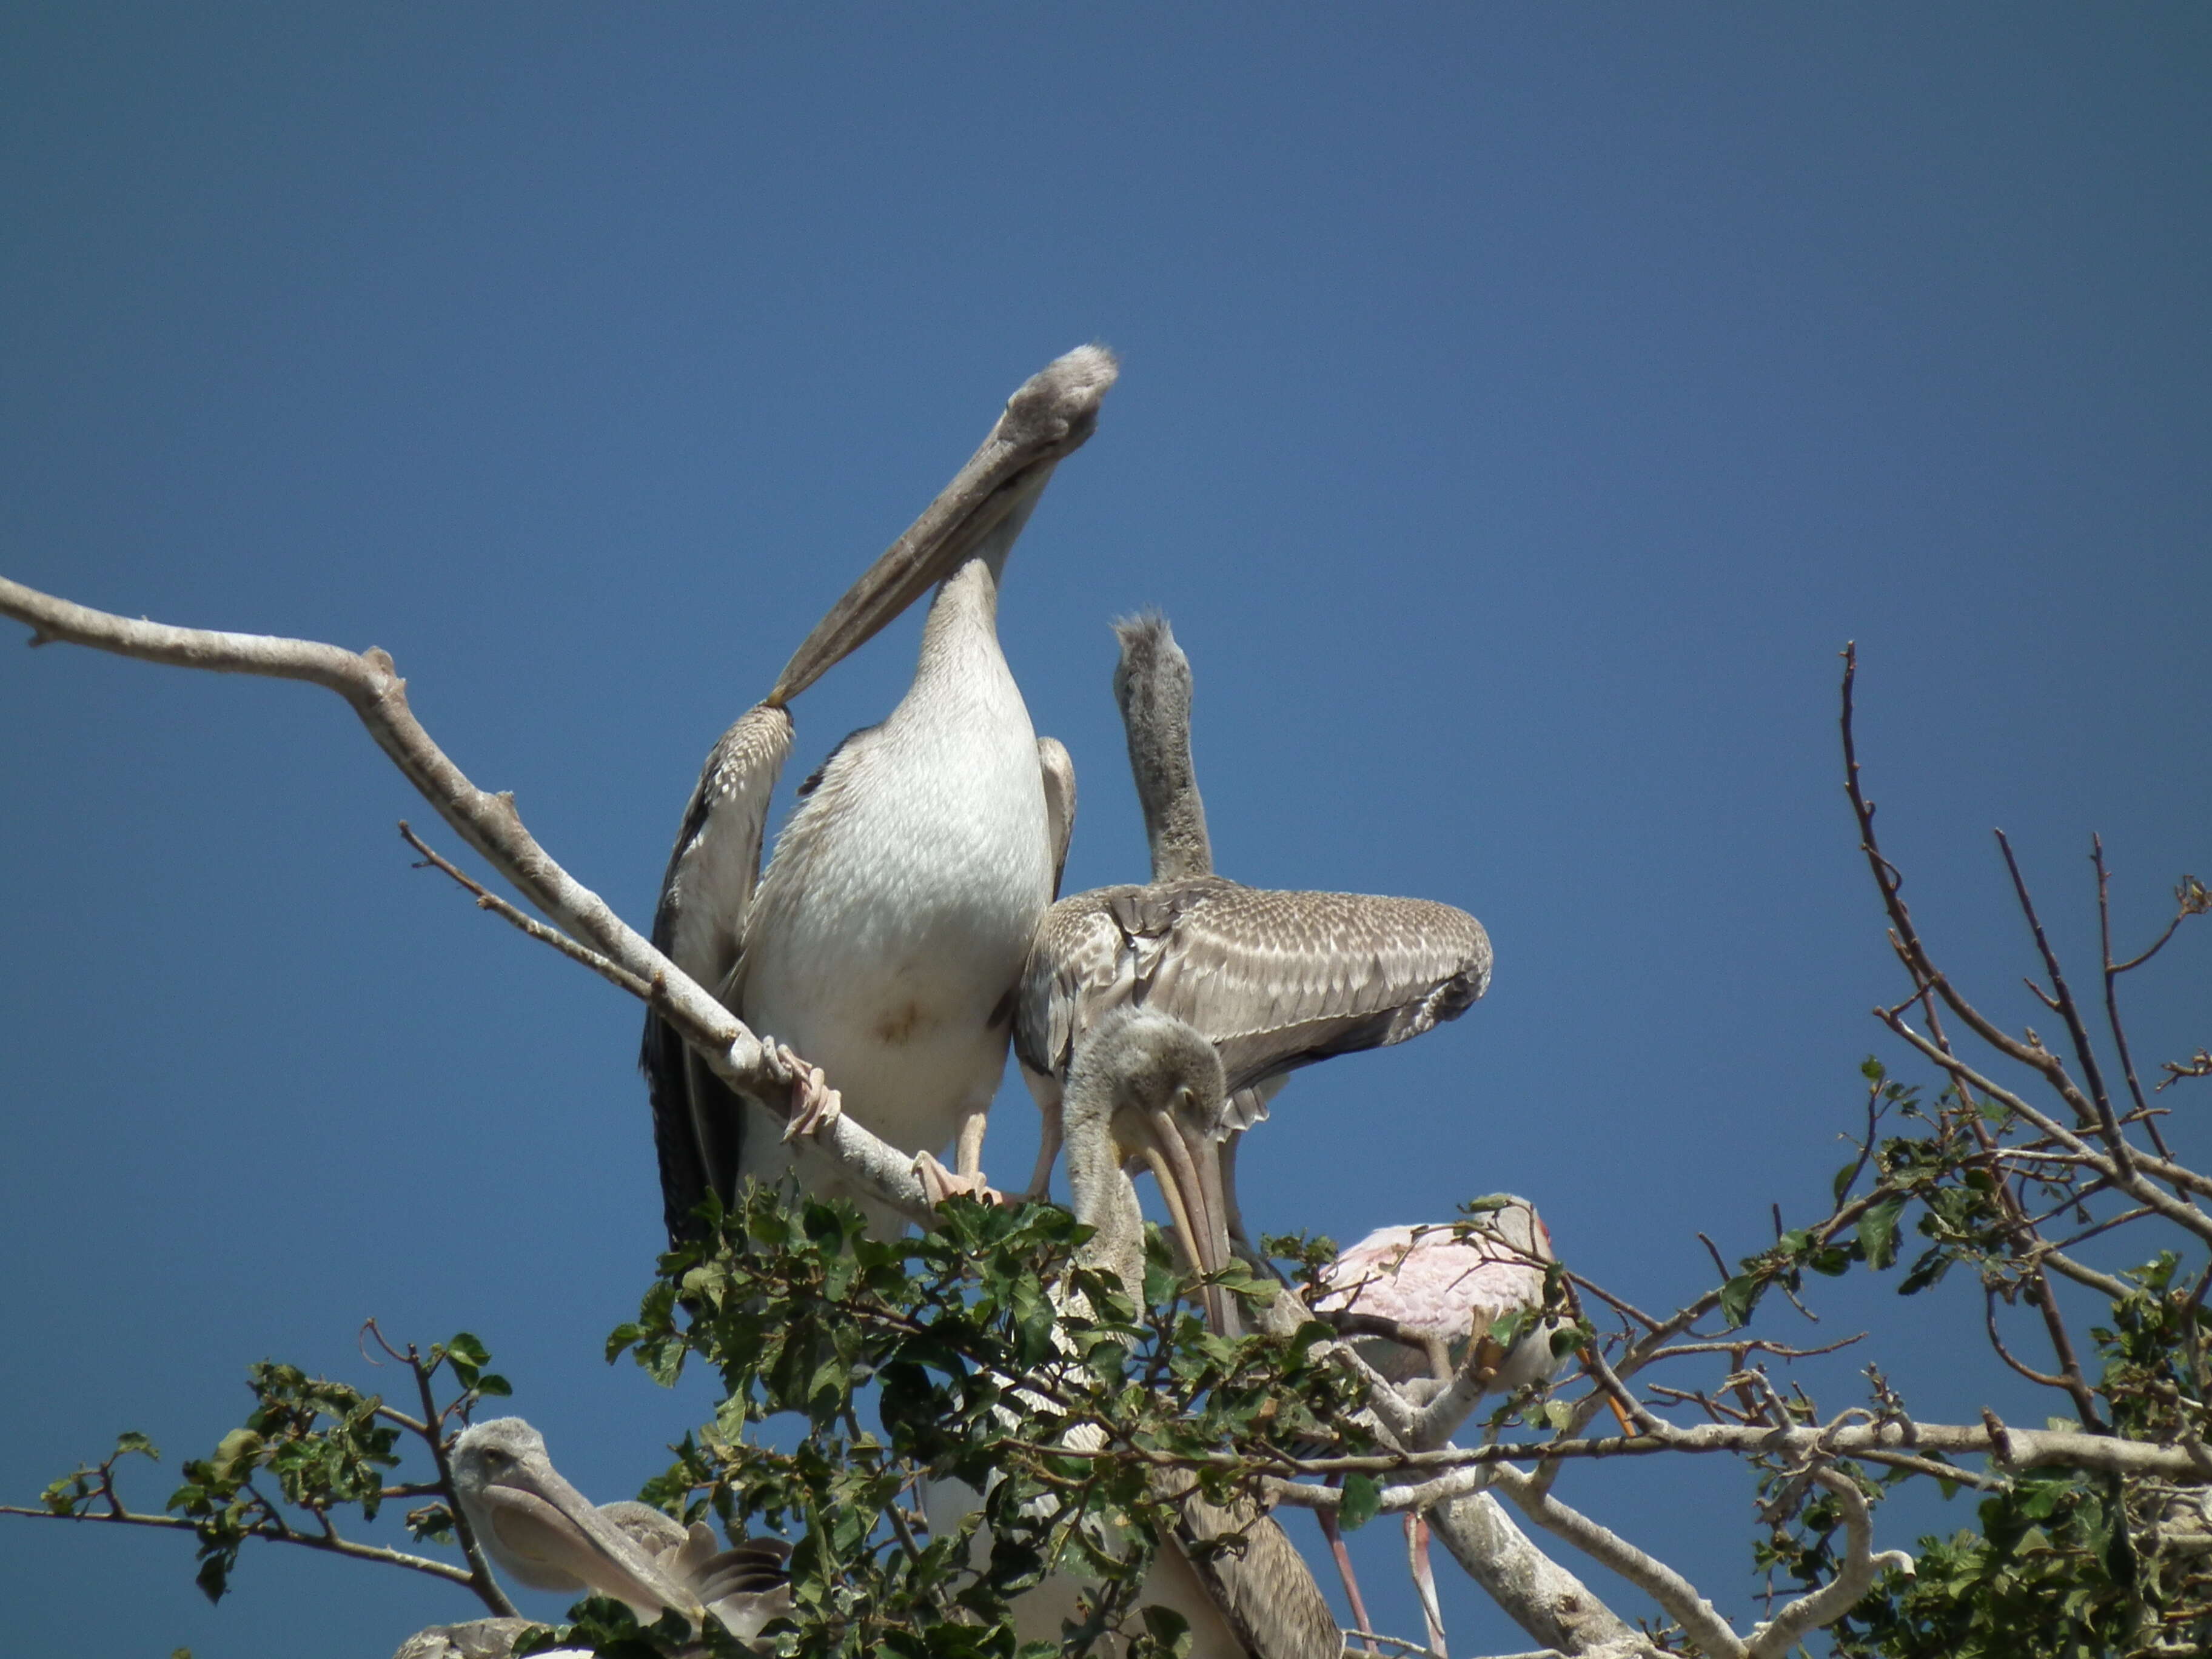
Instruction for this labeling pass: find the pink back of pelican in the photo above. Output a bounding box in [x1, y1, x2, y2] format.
[1315, 1198, 1560, 1389]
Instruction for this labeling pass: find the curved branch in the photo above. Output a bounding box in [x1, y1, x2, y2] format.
[1743, 1467, 1913, 1659]
[0, 574, 942, 1230]
[1489, 1464, 1746, 1659]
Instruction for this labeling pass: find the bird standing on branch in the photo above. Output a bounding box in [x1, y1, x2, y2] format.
[643, 346, 1111, 1241]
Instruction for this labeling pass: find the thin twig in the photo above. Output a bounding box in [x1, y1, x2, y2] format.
[399, 821, 649, 998]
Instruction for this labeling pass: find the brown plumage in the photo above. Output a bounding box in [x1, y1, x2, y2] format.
[1019, 877, 1491, 1124]
[1014, 615, 1490, 1224]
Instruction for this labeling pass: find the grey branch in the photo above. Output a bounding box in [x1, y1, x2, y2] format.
[1489, 1464, 1742, 1658]
[1743, 1468, 1914, 1659]
[0, 573, 942, 1229]
[1427, 1492, 1654, 1657]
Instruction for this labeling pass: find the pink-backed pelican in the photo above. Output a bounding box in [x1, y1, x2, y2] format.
[643, 347, 1111, 1240]
[1315, 1201, 1566, 1657]
[1017, 615, 1492, 1240]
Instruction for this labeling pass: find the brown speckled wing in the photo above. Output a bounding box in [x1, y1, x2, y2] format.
[1019, 877, 1490, 1100]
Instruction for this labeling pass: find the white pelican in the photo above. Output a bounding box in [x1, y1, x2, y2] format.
[931, 1006, 1342, 1659]
[448, 1416, 790, 1644]
[1313, 1201, 1566, 1658]
[643, 346, 1113, 1240]
[1017, 614, 1493, 1239]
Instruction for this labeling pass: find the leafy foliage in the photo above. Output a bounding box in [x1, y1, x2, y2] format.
[27, 1331, 509, 1606]
[593, 1183, 1378, 1658]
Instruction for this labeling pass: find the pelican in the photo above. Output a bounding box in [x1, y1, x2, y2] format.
[1017, 614, 1493, 1241]
[449, 1416, 791, 1645]
[1313, 1202, 1566, 1658]
[644, 346, 1112, 1241]
[931, 1007, 1341, 1658]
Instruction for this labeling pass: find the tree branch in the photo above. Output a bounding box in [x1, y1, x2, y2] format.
[0, 1500, 477, 1589]
[1743, 1467, 1912, 1659]
[0, 574, 944, 1230]
[1489, 1464, 1746, 1659]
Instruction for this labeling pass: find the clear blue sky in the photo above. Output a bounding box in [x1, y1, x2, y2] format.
[2, 8, 2207, 1655]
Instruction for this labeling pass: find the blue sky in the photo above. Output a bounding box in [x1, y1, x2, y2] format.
[2, 8, 2207, 1654]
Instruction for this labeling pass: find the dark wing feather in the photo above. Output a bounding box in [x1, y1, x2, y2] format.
[641, 703, 793, 1244]
[1017, 878, 1490, 1098]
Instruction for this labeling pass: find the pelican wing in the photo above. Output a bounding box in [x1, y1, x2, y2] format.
[1018, 878, 1492, 1096]
[1160, 1481, 1343, 1659]
[1036, 736, 1076, 899]
[642, 702, 794, 1242]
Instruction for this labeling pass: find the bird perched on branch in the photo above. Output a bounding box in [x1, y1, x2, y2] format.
[448, 1416, 790, 1647]
[643, 347, 1111, 1241]
[931, 1006, 1342, 1659]
[1016, 613, 1492, 1245]
[1313, 1199, 1567, 1658]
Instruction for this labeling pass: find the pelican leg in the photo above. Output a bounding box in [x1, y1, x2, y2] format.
[774, 1046, 843, 1143]
[1318, 1488, 1381, 1656]
[1406, 1510, 1447, 1658]
[954, 1105, 989, 1179]
[913, 1150, 1001, 1207]
[1022, 1095, 1064, 1200]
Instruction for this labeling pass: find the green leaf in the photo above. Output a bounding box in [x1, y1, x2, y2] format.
[1139, 1603, 1192, 1655]
[115, 1431, 159, 1460]
[1339, 1472, 1381, 1532]
[1832, 1158, 1862, 1207]
[1719, 1274, 1761, 1329]
[1858, 1194, 1908, 1271]
[193, 1554, 230, 1604]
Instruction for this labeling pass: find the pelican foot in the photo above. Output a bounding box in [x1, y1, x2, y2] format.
[776, 1047, 843, 1142]
[913, 1151, 1005, 1209]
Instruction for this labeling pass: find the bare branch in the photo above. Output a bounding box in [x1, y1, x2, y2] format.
[1994, 829, 2131, 1178]
[399, 821, 649, 998]
[0, 574, 947, 1230]
[1424, 1492, 1654, 1658]
[2097, 836, 2179, 1159]
[1489, 1464, 1747, 1659]
[1743, 1468, 1913, 1659]
[0, 1499, 476, 1586]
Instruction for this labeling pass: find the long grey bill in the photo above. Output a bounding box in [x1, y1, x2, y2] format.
[768, 343, 1119, 706]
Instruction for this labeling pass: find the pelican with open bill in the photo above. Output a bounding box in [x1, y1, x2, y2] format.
[644, 346, 1111, 1242]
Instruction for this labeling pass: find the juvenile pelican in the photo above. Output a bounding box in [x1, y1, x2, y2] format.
[644, 346, 1115, 1241]
[451, 1416, 791, 1641]
[1017, 614, 1492, 1238]
[1315, 1201, 1566, 1656]
[933, 1007, 1341, 1659]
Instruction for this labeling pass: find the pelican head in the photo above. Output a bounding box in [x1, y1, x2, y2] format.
[769, 344, 1119, 706]
[1062, 1007, 1238, 1338]
[1110, 611, 1211, 883]
[451, 1417, 705, 1624]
